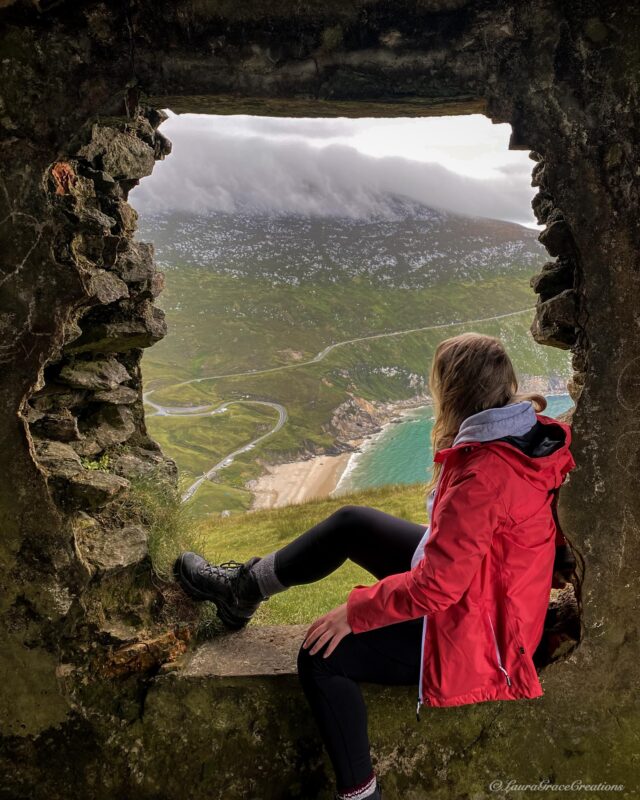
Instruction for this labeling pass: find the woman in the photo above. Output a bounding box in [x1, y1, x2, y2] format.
[174, 332, 577, 800]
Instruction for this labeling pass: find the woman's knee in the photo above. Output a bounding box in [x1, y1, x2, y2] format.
[328, 504, 368, 531]
[297, 636, 346, 683]
[297, 640, 324, 685]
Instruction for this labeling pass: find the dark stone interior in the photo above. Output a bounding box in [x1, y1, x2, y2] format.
[0, 2, 638, 797]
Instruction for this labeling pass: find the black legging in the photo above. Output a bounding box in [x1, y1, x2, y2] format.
[273, 504, 427, 793]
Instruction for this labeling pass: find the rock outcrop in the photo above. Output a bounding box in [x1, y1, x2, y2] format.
[323, 394, 411, 446]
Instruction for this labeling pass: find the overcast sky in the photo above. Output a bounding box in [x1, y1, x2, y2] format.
[130, 112, 538, 227]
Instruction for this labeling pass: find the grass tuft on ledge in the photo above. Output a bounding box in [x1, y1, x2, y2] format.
[124, 471, 205, 582]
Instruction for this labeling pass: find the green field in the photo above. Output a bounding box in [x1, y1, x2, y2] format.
[142, 265, 548, 391]
[148, 402, 279, 485]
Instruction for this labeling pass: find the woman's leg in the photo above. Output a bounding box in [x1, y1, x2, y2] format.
[175, 501, 426, 793]
[297, 618, 423, 797]
[251, 504, 427, 598]
[278, 505, 426, 797]
[175, 503, 426, 632]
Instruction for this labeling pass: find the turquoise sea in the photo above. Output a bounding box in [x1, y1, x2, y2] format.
[334, 394, 575, 494]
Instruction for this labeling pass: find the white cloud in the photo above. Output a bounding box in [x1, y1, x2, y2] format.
[130, 112, 538, 227]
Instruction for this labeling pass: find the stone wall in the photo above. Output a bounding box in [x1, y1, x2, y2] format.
[0, 1, 639, 797]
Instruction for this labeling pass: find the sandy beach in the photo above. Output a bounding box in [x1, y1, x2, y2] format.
[248, 398, 429, 510]
[249, 452, 352, 510]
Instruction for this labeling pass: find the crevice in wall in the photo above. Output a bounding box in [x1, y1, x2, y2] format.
[527, 148, 589, 667]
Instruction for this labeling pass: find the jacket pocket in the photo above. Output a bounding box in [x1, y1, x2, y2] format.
[486, 612, 512, 686]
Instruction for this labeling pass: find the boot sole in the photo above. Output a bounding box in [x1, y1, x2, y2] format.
[173, 555, 251, 631]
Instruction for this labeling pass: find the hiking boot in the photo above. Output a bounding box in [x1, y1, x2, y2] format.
[173, 552, 267, 630]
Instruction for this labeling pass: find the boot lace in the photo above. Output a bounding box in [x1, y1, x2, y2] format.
[199, 559, 244, 578]
[199, 559, 246, 593]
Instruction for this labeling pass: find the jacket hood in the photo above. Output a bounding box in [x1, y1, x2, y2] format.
[453, 399, 538, 445]
[433, 399, 576, 492]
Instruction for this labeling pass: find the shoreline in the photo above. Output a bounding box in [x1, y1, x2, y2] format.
[332, 402, 426, 497]
[247, 386, 573, 511]
[247, 452, 353, 510]
[247, 395, 432, 511]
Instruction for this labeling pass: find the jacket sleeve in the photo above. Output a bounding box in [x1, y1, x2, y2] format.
[346, 468, 503, 634]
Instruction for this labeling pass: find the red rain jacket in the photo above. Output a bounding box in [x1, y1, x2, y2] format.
[346, 413, 576, 712]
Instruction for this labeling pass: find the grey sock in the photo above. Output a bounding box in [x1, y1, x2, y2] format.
[250, 551, 288, 598]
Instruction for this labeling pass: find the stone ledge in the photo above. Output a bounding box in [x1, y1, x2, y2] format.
[178, 624, 308, 678]
[137, 624, 601, 800]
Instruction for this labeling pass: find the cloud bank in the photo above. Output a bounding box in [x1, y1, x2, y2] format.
[130, 113, 538, 227]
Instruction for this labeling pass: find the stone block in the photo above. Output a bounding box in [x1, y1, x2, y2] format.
[110, 447, 179, 482]
[59, 357, 132, 391]
[86, 269, 130, 306]
[90, 385, 138, 405]
[538, 219, 574, 257]
[30, 410, 81, 442]
[33, 439, 84, 479]
[113, 199, 138, 235]
[65, 469, 130, 509]
[529, 260, 574, 300]
[76, 405, 136, 453]
[77, 124, 156, 181]
[530, 289, 578, 349]
[180, 624, 309, 678]
[114, 240, 155, 283]
[73, 512, 148, 574]
[65, 304, 167, 354]
[30, 385, 88, 412]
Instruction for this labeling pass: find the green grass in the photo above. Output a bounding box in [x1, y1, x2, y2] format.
[193, 481, 429, 625]
[120, 470, 205, 581]
[143, 266, 545, 394]
[185, 480, 254, 518]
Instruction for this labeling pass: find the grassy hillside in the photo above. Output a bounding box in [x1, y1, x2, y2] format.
[142, 265, 548, 391]
[137, 209, 571, 519]
[148, 402, 279, 486]
[143, 268, 571, 516]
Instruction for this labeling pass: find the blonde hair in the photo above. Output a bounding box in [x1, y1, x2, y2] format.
[424, 332, 547, 498]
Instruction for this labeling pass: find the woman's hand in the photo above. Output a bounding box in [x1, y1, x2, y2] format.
[302, 602, 352, 658]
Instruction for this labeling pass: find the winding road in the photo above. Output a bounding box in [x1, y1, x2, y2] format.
[144, 304, 537, 502]
[152, 305, 537, 391]
[143, 394, 287, 502]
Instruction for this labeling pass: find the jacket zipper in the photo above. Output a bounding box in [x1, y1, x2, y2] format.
[417, 438, 541, 715]
[416, 613, 428, 721]
[487, 612, 512, 686]
[416, 466, 449, 721]
[415, 444, 487, 720]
